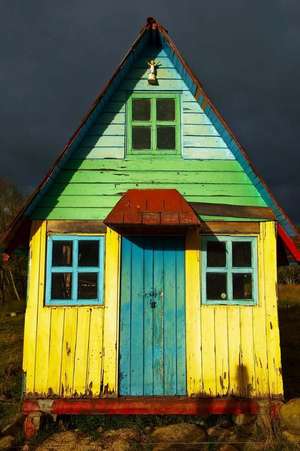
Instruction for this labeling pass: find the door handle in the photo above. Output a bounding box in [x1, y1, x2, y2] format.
[150, 299, 156, 308]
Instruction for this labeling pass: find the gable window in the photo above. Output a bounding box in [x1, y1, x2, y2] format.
[201, 236, 258, 305]
[127, 94, 180, 154]
[45, 235, 105, 306]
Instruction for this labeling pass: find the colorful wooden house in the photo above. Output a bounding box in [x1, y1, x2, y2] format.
[3, 17, 300, 430]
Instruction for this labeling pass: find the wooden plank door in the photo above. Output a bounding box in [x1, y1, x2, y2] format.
[119, 236, 186, 396]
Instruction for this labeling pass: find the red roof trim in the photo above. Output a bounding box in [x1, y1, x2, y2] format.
[278, 224, 300, 262]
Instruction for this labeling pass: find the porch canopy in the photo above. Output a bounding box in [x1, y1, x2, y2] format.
[103, 189, 200, 234]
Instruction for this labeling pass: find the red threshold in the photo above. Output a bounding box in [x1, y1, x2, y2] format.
[23, 397, 260, 416]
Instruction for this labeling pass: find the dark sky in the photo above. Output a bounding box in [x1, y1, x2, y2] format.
[1, 1, 299, 222]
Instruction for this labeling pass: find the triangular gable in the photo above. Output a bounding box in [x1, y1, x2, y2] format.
[2, 17, 299, 259]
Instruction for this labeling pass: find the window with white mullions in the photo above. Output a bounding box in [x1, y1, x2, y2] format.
[128, 94, 180, 154]
[201, 236, 258, 305]
[45, 235, 105, 306]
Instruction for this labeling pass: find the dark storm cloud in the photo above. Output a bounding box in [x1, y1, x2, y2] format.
[0, 0, 299, 221]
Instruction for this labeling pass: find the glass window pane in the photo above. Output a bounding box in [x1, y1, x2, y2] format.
[132, 126, 151, 149]
[156, 98, 175, 121]
[52, 241, 72, 266]
[51, 273, 72, 299]
[232, 242, 252, 267]
[206, 273, 227, 300]
[207, 241, 226, 267]
[157, 126, 175, 149]
[132, 99, 151, 121]
[233, 273, 252, 299]
[78, 273, 98, 299]
[78, 240, 99, 267]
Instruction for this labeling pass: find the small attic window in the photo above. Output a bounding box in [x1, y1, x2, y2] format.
[127, 94, 180, 154]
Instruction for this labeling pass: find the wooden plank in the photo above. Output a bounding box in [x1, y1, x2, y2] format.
[201, 222, 260, 234]
[227, 307, 241, 396]
[201, 307, 216, 396]
[54, 170, 252, 185]
[184, 136, 228, 148]
[119, 79, 188, 91]
[22, 221, 42, 393]
[87, 308, 104, 396]
[93, 112, 125, 125]
[47, 220, 106, 234]
[175, 240, 187, 395]
[153, 244, 164, 395]
[239, 308, 256, 397]
[74, 147, 124, 159]
[87, 124, 124, 136]
[183, 113, 212, 125]
[48, 308, 65, 396]
[143, 242, 154, 395]
[130, 239, 144, 395]
[23, 397, 260, 416]
[215, 308, 229, 396]
[81, 135, 124, 147]
[102, 228, 120, 396]
[253, 230, 269, 397]
[183, 148, 234, 160]
[60, 309, 78, 397]
[185, 229, 202, 396]
[64, 158, 244, 172]
[184, 124, 219, 136]
[262, 222, 284, 397]
[191, 203, 275, 220]
[126, 68, 181, 79]
[73, 308, 91, 396]
[32, 222, 50, 395]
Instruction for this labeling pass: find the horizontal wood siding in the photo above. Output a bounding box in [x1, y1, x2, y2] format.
[23, 221, 119, 397]
[32, 46, 266, 221]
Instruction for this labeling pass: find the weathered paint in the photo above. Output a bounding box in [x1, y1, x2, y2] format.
[31, 46, 268, 222]
[23, 220, 283, 399]
[119, 236, 186, 396]
[23, 222, 119, 397]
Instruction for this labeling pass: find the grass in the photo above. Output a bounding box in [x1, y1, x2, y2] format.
[278, 284, 300, 306]
[0, 299, 24, 431]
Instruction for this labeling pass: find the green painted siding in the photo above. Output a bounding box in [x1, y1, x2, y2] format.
[31, 46, 266, 220]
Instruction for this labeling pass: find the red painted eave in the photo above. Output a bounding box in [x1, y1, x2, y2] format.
[104, 189, 201, 228]
[278, 224, 300, 262]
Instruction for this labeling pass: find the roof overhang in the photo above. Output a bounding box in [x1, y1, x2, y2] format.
[103, 189, 201, 233]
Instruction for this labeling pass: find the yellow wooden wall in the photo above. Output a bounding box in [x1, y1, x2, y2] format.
[186, 221, 283, 398]
[23, 220, 283, 398]
[23, 221, 120, 397]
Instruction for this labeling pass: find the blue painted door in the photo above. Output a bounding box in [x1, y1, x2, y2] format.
[119, 236, 186, 396]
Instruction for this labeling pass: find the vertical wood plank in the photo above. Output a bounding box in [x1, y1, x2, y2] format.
[176, 240, 187, 395]
[103, 228, 120, 396]
[239, 308, 256, 397]
[153, 243, 164, 395]
[61, 308, 78, 396]
[48, 308, 65, 395]
[73, 308, 91, 395]
[185, 229, 202, 396]
[227, 307, 241, 395]
[201, 308, 216, 396]
[130, 239, 144, 395]
[22, 221, 42, 393]
[143, 243, 154, 395]
[252, 229, 269, 397]
[34, 222, 51, 394]
[163, 240, 177, 395]
[263, 222, 284, 397]
[87, 308, 104, 396]
[215, 308, 229, 396]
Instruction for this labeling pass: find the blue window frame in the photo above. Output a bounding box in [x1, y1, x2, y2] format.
[201, 236, 258, 305]
[45, 235, 105, 306]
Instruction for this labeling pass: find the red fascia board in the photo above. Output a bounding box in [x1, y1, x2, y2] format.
[278, 224, 300, 262]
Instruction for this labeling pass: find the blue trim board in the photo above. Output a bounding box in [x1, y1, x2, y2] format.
[45, 235, 105, 306]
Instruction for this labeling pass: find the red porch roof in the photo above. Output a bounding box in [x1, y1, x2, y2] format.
[104, 189, 200, 230]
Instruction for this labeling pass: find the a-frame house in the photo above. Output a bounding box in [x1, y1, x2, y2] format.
[2, 17, 300, 430]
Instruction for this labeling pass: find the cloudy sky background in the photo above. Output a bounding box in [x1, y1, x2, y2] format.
[1, 1, 299, 222]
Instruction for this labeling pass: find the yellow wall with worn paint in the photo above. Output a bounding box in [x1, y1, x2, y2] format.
[23, 220, 283, 398]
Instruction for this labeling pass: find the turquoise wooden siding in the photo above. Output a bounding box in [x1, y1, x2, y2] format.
[119, 236, 186, 396]
[31, 45, 267, 220]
